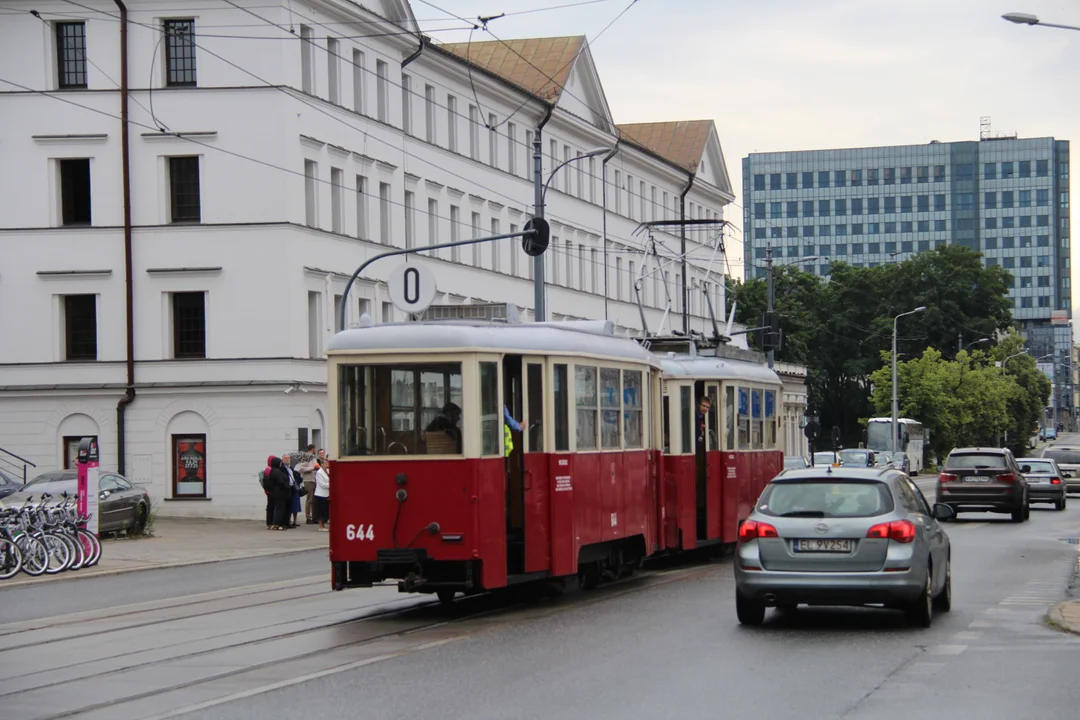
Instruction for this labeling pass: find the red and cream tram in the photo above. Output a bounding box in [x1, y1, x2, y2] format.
[327, 310, 785, 601]
[327, 315, 665, 601]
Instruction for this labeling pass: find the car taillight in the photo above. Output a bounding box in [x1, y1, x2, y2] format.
[738, 520, 779, 542]
[939, 472, 957, 483]
[997, 472, 1017, 483]
[1051, 477, 1061, 485]
[866, 520, 916, 543]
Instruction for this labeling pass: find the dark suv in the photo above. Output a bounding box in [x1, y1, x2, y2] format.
[937, 448, 1030, 522]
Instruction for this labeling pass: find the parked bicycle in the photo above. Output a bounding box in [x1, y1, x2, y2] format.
[0, 492, 101, 579]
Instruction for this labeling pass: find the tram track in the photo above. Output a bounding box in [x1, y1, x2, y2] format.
[1, 557, 726, 720]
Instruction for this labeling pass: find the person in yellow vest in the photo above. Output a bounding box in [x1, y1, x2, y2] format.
[504, 406, 521, 457]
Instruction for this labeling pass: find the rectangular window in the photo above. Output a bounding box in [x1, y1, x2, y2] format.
[427, 198, 438, 246]
[934, 195, 946, 211]
[172, 435, 207, 498]
[984, 191, 996, 209]
[1002, 162, 1014, 179]
[300, 26, 314, 93]
[554, 364, 570, 451]
[818, 199, 830, 217]
[375, 60, 388, 122]
[164, 19, 197, 86]
[424, 84, 436, 143]
[985, 218, 997, 229]
[917, 166, 928, 183]
[680, 386, 692, 454]
[56, 22, 87, 88]
[1037, 159, 1049, 177]
[355, 175, 368, 239]
[900, 167, 912, 184]
[622, 370, 642, 448]
[330, 167, 343, 233]
[404, 190, 415, 249]
[834, 170, 846, 187]
[168, 156, 200, 223]
[172, 291, 206, 359]
[1020, 160, 1031, 178]
[507, 122, 516, 175]
[770, 201, 782, 218]
[737, 387, 750, 449]
[59, 158, 92, 225]
[450, 205, 460, 263]
[934, 165, 945, 182]
[307, 291, 322, 358]
[818, 171, 830, 188]
[915, 195, 928, 212]
[785, 201, 798, 218]
[1019, 190, 1031, 208]
[884, 196, 896, 213]
[352, 50, 365, 113]
[479, 362, 500, 456]
[401, 74, 412, 135]
[851, 169, 862, 186]
[469, 105, 480, 160]
[447, 95, 458, 152]
[984, 162, 997, 180]
[868, 168, 879, 185]
[489, 113, 498, 168]
[849, 198, 862, 215]
[326, 37, 339, 103]
[835, 199, 847, 216]
[753, 174, 765, 191]
[64, 294, 97, 361]
[472, 212, 482, 266]
[304, 160, 318, 227]
[575, 365, 598, 450]
[379, 182, 391, 244]
[884, 167, 895, 184]
[868, 197, 879, 214]
[337, 362, 464, 456]
[900, 196, 912, 213]
[599, 368, 621, 449]
[802, 171, 814, 188]
[769, 173, 781, 190]
[786, 172, 798, 189]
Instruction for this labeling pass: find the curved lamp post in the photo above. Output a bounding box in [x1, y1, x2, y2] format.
[892, 306, 927, 453]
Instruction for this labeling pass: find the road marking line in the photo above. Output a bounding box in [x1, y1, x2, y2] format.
[969, 619, 993, 628]
[904, 662, 947, 675]
[929, 644, 967, 655]
[952, 631, 983, 641]
[959, 522, 989, 530]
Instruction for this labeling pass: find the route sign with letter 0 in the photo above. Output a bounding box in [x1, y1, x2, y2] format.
[387, 262, 437, 315]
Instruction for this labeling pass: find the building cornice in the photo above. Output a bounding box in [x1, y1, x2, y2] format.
[32, 134, 107, 145]
[36, 269, 112, 278]
[145, 267, 223, 277]
[140, 131, 217, 142]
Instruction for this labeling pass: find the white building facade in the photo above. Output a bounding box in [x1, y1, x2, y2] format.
[0, 0, 740, 518]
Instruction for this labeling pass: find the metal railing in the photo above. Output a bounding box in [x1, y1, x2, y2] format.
[0, 447, 36, 485]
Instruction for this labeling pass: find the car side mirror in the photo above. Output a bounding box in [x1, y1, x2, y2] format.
[1065, 471, 1074, 479]
[100, 490, 110, 499]
[932, 503, 955, 521]
[1021, 465, 1031, 473]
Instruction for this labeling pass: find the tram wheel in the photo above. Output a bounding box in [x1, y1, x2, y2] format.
[436, 589, 456, 605]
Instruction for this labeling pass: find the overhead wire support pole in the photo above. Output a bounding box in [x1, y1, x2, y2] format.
[766, 244, 774, 369]
[338, 229, 541, 332]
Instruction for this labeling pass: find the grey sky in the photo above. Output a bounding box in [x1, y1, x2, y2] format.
[425, 0, 1080, 331]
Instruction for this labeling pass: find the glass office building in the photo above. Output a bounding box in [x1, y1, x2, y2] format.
[743, 136, 1073, 422]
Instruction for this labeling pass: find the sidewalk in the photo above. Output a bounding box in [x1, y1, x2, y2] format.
[2, 517, 329, 588]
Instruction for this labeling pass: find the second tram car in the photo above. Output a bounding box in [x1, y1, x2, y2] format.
[327, 309, 787, 600]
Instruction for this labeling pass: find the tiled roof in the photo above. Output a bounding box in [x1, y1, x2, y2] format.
[437, 36, 585, 102]
[616, 120, 714, 174]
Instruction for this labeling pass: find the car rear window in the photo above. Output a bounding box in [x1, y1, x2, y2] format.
[839, 450, 871, 465]
[758, 480, 894, 518]
[1021, 460, 1055, 473]
[946, 453, 1007, 469]
[1043, 449, 1080, 465]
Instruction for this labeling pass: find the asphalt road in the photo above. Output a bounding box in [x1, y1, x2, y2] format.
[1, 472, 1077, 720]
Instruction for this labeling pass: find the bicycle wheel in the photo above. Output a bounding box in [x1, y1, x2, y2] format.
[15, 535, 48, 576]
[78, 529, 101, 567]
[41, 533, 71, 574]
[0, 539, 22, 580]
[62, 531, 85, 571]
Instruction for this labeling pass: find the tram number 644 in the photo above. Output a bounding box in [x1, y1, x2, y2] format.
[345, 524, 375, 541]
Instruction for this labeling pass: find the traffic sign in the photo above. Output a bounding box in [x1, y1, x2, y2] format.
[522, 217, 550, 257]
[387, 262, 437, 315]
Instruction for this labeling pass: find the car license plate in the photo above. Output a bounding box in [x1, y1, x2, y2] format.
[963, 476, 991, 483]
[793, 538, 853, 553]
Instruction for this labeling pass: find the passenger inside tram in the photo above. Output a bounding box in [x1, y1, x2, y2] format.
[424, 402, 463, 453]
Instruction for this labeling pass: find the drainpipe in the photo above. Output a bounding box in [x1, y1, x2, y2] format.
[401, 33, 425, 68]
[679, 171, 695, 335]
[114, 0, 135, 475]
[601, 140, 620, 321]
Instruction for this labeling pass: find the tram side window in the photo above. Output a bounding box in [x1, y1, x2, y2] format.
[623, 370, 643, 448]
[725, 385, 735, 450]
[600, 368, 621, 449]
[338, 362, 463, 456]
[680, 386, 692, 454]
[554, 364, 570, 451]
[479, 361, 501, 456]
[737, 387, 750, 450]
[575, 365, 598, 450]
[751, 388, 763, 450]
[764, 389, 777, 449]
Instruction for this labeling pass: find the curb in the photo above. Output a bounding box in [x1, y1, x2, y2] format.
[1046, 600, 1080, 636]
[1, 544, 328, 589]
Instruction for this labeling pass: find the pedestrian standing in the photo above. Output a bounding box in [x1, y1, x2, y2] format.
[314, 461, 330, 531]
[262, 455, 275, 529]
[267, 457, 290, 530]
[295, 444, 318, 524]
[281, 453, 302, 528]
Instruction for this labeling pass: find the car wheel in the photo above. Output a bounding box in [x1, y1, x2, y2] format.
[1011, 504, 1025, 523]
[736, 590, 766, 626]
[1023, 500, 1031, 521]
[906, 568, 933, 628]
[130, 503, 148, 534]
[932, 555, 951, 612]
[1055, 495, 1067, 511]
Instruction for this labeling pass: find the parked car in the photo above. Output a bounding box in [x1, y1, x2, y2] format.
[937, 448, 1030, 522]
[0, 468, 21, 500]
[881, 451, 910, 474]
[734, 465, 953, 627]
[838, 448, 876, 468]
[1039, 446, 1080, 495]
[1018, 457, 1067, 511]
[1, 469, 151, 534]
[783, 456, 810, 470]
[812, 451, 840, 467]
[1040, 427, 1058, 441]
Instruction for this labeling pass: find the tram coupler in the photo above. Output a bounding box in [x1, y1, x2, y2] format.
[399, 571, 426, 593]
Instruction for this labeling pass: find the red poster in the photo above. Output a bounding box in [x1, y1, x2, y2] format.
[175, 436, 206, 495]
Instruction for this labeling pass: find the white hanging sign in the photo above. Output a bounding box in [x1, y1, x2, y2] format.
[387, 262, 438, 315]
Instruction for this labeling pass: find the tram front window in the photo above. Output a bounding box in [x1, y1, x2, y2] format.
[338, 362, 464, 456]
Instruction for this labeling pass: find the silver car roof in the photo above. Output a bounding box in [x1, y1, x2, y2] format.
[770, 467, 900, 483]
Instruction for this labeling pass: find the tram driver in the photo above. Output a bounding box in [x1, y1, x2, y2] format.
[425, 402, 463, 453]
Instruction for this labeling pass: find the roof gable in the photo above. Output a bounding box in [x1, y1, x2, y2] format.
[438, 36, 584, 102]
[616, 120, 734, 197]
[361, 0, 419, 32]
[555, 41, 614, 132]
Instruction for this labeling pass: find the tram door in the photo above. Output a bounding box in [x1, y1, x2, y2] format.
[694, 381, 720, 540]
[504, 354, 526, 576]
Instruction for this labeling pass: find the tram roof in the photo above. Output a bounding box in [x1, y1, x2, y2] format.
[327, 321, 662, 365]
[657, 354, 782, 385]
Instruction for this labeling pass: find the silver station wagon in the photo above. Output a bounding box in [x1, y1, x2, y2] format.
[734, 466, 953, 627]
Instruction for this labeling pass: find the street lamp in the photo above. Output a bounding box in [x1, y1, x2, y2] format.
[892, 306, 927, 453]
[533, 145, 613, 322]
[963, 337, 991, 352]
[764, 248, 820, 368]
[1003, 12, 1080, 31]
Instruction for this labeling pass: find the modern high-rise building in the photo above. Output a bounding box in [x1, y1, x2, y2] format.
[742, 135, 1073, 424]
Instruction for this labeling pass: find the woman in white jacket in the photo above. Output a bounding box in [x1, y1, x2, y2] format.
[313, 462, 331, 531]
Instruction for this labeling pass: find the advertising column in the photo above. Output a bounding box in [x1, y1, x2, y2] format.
[76, 436, 100, 535]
